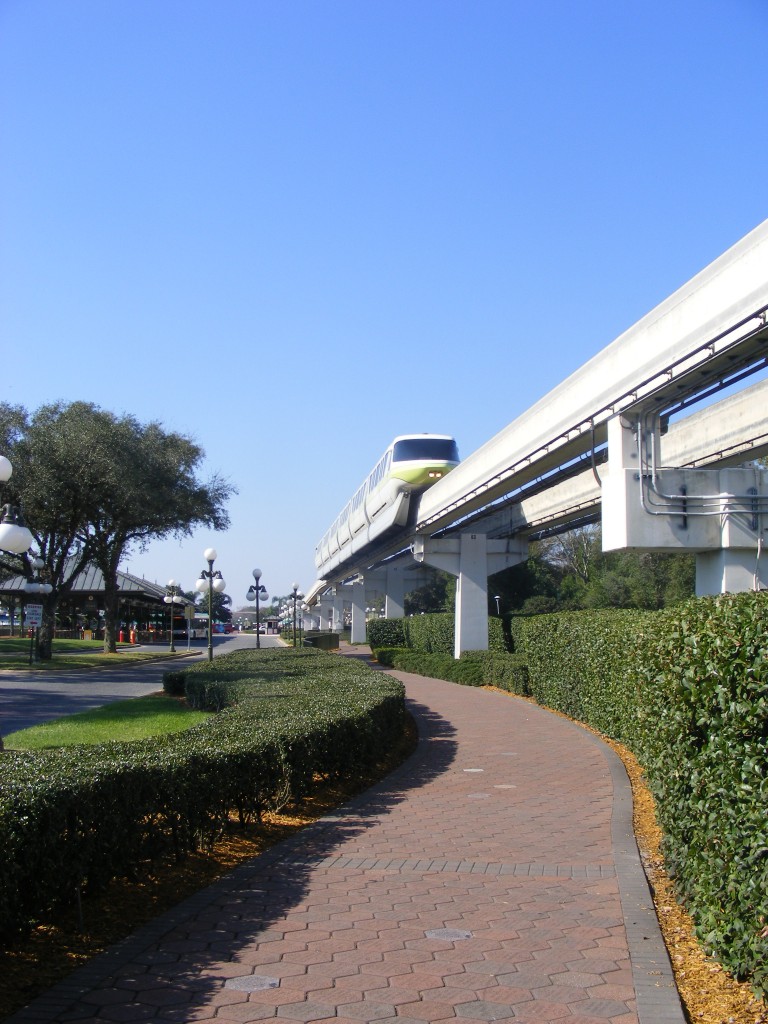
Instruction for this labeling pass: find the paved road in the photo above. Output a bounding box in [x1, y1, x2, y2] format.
[0, 633, 284, 739]
[5, 650, 685, 1023]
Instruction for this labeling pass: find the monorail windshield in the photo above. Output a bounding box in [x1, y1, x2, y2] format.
[392, 437, 459, 462]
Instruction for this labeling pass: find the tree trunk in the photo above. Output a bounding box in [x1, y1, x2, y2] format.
[38, 594, 58, 660]
[102, 575, 120, 653]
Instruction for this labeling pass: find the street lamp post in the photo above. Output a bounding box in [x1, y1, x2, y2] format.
[0, 455, 34, 556]
[0, 455, 50, 717]
[24, 555, 52, 664]
[494, 595, 501, 616]
[246, 568, 269, 649]
[194, 547, 226, 662]
[164, 579, 182, 654]
[290, 583, 303, 647]
[290, 585, 305, 647]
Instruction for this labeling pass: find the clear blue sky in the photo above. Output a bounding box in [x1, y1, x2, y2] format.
[1, 0, 766, 608]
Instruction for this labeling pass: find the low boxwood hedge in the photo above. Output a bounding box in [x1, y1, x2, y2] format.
[0, 648, 404, 944]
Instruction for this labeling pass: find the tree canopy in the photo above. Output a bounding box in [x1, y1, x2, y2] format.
[489, 524, 695, 616]
[0, 401, 235, 655]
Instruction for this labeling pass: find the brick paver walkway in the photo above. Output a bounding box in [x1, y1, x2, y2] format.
[6, 663, 684, 1023]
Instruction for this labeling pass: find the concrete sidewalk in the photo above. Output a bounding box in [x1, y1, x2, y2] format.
[6, 663, 684, 1023]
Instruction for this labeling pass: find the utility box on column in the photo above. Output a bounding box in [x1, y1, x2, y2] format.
[602, 413, 768, 595]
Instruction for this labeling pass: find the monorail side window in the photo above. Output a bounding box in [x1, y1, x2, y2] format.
[392, 438, 459, 463]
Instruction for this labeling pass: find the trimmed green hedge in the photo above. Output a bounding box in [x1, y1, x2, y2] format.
[368, 613, 505, 654]
[631, 593, 768, 995]
[367, 618, 407, 649]
[515, 608, 649, 743]
[373, 647, 528, 692]
[0, 648, 404, 944]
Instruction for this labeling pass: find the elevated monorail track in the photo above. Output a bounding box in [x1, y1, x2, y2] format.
[311, 219, 768, 594]
[414, 219, 768, 536]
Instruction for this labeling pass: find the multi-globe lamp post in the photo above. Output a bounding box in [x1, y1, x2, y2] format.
[0, 455, 51, 662]
[246, 569, 269, 649]
[194, 548, 226, 662]
[164, 580, 183, 654]
[290, 583, 303, 648]
[0, 456, 34, 557]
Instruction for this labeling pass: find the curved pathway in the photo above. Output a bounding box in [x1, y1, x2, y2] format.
[5, 658, 684, 1023]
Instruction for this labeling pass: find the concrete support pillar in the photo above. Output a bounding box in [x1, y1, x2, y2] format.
[696, 549, 766, 595]
[303, 609, 320, 631]
[384, 565, 406, 619]
[413, 532, 527, 658]
[454, 534, 492, 656]
[360, 563, 429, 620]
[318, 594, 334, 633]
[350, 580, 367, 643]
[332, 589, 345, 632]
[694, 467, 768, 594]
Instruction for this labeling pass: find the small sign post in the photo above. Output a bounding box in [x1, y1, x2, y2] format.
[25, 604, 43, 628]
[184, 603, 194, 649]
[24, 603, 44, 665]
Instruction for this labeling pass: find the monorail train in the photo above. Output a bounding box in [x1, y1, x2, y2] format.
[315, 434, 460, 576]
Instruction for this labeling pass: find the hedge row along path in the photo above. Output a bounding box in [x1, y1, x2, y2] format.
[6, 647, 685, 1024]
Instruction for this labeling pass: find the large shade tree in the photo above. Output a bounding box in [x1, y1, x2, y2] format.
[0, 401, 235, 656]
[0, 403, 95, 652]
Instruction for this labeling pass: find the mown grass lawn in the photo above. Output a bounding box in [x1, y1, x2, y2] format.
[0, 636, 189, 671]
[3, 693, 211, 749]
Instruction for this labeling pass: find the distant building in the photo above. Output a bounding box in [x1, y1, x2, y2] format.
[0, 560, 191, 641]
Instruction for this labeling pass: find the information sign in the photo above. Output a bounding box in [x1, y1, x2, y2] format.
[25, 604, 44, 628]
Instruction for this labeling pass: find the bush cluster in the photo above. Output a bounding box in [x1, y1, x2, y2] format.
[514, 609, 649, 744]
[366, 618, 407, 649]
[0, 648, 404, 944]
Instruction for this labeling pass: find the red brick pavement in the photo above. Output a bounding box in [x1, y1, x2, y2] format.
[6, 658, 684, 1024]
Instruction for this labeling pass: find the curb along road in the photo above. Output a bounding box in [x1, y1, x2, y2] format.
[0, 633, 277, 737]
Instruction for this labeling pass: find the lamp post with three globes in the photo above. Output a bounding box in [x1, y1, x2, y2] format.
[246, 569, 269, 649]
[0, 455, 52, 668]
[289, 583, 303, 648]
[164, 580, 183, 654]
[194, 548, 226, 662]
